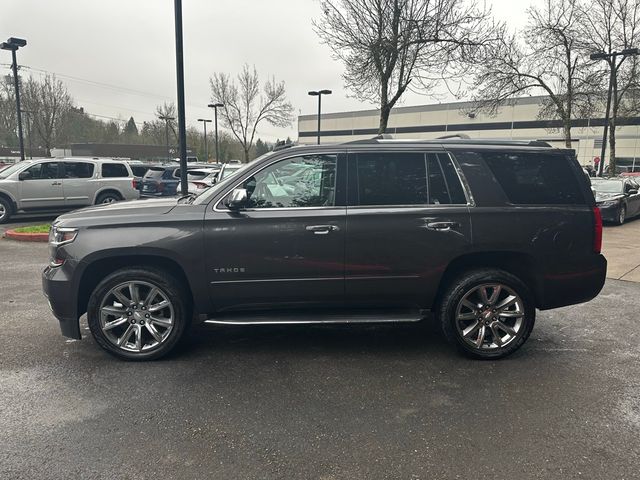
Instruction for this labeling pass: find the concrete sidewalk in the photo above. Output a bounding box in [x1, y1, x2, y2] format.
[602, 218, 640, 282]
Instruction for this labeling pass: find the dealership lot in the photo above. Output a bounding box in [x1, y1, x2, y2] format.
[1, 219, 639, 479]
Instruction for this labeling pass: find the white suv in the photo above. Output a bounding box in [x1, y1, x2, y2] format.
[0, 157, 139, 224]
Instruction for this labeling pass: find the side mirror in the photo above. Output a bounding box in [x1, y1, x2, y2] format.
[226, 188, 248, 210]
[18, 171, 32, 181]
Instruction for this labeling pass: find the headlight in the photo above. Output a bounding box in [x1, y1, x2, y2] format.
[598, 200, 618, 207]
[49, 225, 78, 246]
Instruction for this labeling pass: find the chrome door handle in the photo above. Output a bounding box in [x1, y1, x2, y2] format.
[426, 221, 459, 231]
[306, 225, 339, 235]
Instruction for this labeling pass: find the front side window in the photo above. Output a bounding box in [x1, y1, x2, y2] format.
[23, 162, 61, 180]
[239, 154, 337, 209]
[355, 152, 467, 206]
[101, 163, 129, 178]
[64, 162, 94, 179]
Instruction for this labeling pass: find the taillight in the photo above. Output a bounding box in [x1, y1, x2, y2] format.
[194, 182, 207, 189]
[593, 207, 603, 253]
[132, 178, 138, 189]
[157, 181, 165, 192]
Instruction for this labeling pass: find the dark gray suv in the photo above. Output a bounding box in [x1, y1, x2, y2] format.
[42, 138, 607, 360]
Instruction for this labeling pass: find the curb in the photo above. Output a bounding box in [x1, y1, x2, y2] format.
[3, 229, 49, 242]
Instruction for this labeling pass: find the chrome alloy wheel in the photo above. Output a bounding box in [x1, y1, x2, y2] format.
[455, 283, 524, 350]
[101, 196, 117, 204]
[0, 203, 6, 221]
[99, 281, 174, 353]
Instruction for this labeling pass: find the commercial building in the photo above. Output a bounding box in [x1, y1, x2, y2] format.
[298, 95, 640, 170]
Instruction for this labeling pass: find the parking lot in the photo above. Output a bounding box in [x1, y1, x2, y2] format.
[1, 217, 639, 480]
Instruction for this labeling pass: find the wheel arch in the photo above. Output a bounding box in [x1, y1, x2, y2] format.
[0, 189, 18, 211]
[93, 188, 124, 204]
[434, 251, 540, 309]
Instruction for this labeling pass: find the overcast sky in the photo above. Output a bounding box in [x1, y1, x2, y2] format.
[1, 0, 540, 142]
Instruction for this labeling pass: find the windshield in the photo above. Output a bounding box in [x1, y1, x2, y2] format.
[593, 180, 623, 194]
[193, 152, 275, 205]
[0, 162, 28, 179]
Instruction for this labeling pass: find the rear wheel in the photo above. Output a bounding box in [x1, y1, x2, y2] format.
[0, 197, 12, 224]
[95, 192, 121, 205]
[616, 205, 626, 225]
[438, 269, 535, 359]
[87, 267, 191, 360]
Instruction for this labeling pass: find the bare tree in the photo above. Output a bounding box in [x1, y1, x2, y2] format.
[210, 64, 293, 162]
[314, 0, 498, 134]
[0, 75, 18, 147]
[22, 74, 73, 155]
[582, 0, 640, 174]
[468, 0, 599, 148]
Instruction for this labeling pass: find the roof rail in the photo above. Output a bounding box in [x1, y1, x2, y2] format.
[436, 133, 470, 140]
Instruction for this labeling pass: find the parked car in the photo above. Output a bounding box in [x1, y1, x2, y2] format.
[592, 177, 640, 224]
[140, 164, 212, 197]
[0, 157, 139, 224]
[43, 138, 606, 361]
[176, 168, 219, 195]
[215, 163, 242, 182]
[126, 162, 159, 192]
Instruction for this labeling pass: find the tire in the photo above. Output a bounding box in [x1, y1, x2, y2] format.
[0, 197, 12, 224]
[438, 269, 535, 360]
[87, 267, 192, 360]
[615, 205, 626, 225]
[95, 191, 121, 205]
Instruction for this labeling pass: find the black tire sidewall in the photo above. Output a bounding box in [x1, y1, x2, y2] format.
[618, 206, 626, 225]
[439, 269, 535, 360]
[0, 197, 12, 224]
[96, 193, 120, 205]
[87, 267, 191, 360]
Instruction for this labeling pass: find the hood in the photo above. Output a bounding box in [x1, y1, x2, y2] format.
[54, 199, 178, 227]
[595, 192, 624, 203]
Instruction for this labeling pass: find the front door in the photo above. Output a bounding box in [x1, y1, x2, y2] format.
[204, 153, 346, 312]
[345, 150, 472, 309]
[17, 161, 65, 210]
[62, 161, 95, 207]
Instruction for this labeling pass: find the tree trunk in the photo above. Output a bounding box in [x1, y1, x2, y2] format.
[243, 147, 250, 163]
[563, 118, 572, 149]
[378, 105, 391, 134]
[609, 115, 617, 175]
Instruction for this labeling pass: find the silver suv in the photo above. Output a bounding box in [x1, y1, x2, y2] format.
[0, 157, 139, 224]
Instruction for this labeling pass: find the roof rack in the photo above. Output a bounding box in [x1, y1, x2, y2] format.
[344, 135, 552, 148]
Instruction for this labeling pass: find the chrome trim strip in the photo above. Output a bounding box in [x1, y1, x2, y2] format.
[204, 317, 422, 326]
[210, 277, 343, 285]
[345, 275, 420, 280]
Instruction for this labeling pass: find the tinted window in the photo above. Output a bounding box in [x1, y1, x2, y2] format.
[64, 162, 94, 179]
[129, 165, 150, 177]
[144, 168, 165, 179]
[241, 154, 337, 208]
[23, 162, 61, 179]
[357, 153, 428, 205]
[482, 152, 584, 205]
[101, 163, 129, 178]
[355, 152, 466, 206]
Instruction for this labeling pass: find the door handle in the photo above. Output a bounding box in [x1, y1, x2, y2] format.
[426, 221, 459, 231]
[306, 224, 339, 235]
[51, 181, 62, 186]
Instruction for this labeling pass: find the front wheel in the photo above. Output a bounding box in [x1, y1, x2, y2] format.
[96, 192, 121, 205]
[616, 205, 626, 225]
[0, 197, 12, 224]
[438, 269, 535, 359]
[87, 267, 191, 360]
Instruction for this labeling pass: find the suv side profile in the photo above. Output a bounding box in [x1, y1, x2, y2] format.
[42, 139, 606, 360]
[0, 157, 139, 223]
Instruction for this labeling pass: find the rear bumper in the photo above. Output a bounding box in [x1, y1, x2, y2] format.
[537, 254, 607, 310]
[42, 265, 81, 339]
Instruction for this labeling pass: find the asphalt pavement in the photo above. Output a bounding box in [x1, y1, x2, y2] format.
[1, 220, 639, 479]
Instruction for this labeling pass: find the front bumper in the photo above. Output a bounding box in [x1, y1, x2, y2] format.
[42, 265, 81, 339]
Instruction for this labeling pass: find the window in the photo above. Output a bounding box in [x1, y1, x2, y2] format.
[481, 152, 585, 205]
[240, 154, 337, 209]
[144, 167, 165, 179]
[23, 162, 61, 180]
[355, 152, 467, 206]
[64, 162, 94, 179]
[101, 163, 129, 178]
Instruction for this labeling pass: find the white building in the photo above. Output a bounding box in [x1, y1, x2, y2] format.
[298, 95, 640, 170]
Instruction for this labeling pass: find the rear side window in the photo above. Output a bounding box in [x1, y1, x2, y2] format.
[144, 168, 165, 179]
[481, 152, 584, 205]
[64, 162, 94, 179]
[101, 163, 129, 178]
[355, 152, 467, 206]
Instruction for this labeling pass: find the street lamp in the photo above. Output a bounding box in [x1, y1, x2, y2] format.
[207, 103, 224, 163]
[197, 118, 212, 162]
[308, 89, 332, 145]
[173, 0, 188, 195]
[590, 48, 639, 176]
[158, 115, 175, 162]
[1, 37, 27, 161]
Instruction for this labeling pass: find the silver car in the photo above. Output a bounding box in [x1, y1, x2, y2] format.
[0, 157, 139, 224]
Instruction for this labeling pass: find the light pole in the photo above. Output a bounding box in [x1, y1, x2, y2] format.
[1, 37, 27, 161]
[208, 103, 224, 163]
[590, 48, 639, 176]
[197, 118, 212, 162]
[21, 109, 33, 159]
[308, 89, 331, 145]
[173, 0, 188, 195]
[158, 115, 175, 162]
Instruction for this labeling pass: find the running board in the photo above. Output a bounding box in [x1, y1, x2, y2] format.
[203, 309, 424, 326]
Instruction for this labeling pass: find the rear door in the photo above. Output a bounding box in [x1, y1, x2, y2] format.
[62, 161, 95, 207]
[17, 161, 65, 210]
[204, 152, 346, 311]
[624, 179, 640, 217]
[345, 150, 472, 309]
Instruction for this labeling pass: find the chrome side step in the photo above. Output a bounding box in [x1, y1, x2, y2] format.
[203, 310, 424, 326]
